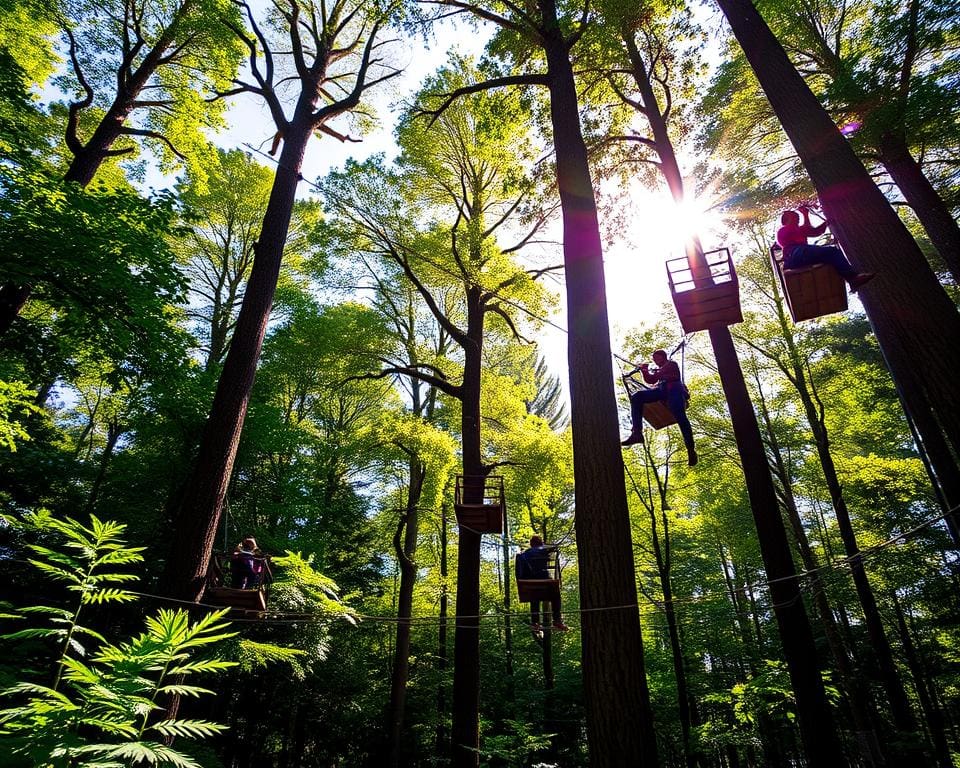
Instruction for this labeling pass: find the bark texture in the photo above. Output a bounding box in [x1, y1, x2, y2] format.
[542, 3, 659, 765]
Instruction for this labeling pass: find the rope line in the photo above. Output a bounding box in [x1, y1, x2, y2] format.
[48, 500, 951, 630]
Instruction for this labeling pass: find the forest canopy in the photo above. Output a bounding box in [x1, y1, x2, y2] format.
[1, 0, 958, 766]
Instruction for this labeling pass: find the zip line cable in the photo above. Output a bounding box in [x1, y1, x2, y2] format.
[18, 499, 947, 630]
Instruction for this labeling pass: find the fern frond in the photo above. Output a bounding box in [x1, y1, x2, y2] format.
[77, 740, 202, 768]
[27, 559, 81, 583]
[1, 681, 76, 705]
[155, 684, 214, 698]
[94, 549, 146, 566]
[87, 572, 140, 584]
[72, 625, 108, 643]
[60, 656, 99, 683]
[77, 717, 139, 739]
[81, 589, 138, 604]
[167, 659, 237, 675]
[148, 718, 229, 738]
[2, 627, 66, 641]
[17, 605, 72, 619]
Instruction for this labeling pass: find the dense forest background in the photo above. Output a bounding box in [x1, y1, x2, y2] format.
[1, 0, 959, 766]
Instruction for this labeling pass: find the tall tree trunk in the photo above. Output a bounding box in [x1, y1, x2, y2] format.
[647, 496, 696, 768]
[892, 593, 953, 768]
[755, 371, 886, 766]
[85, 418, 123, 513]
[627, 28, 841, 761]
[878, 132, 960, 284]
[451, 293, 487, 768]
[161, 117, 313, 601]
[709, 328, 843, 765]
[714, 0, 960, 525]
[0, 284, 31, 336]
[386, 458, 427, 768]
[540, 6, 660, 766]
[435, 504, 449, 758]
[502, 514, 515, 696]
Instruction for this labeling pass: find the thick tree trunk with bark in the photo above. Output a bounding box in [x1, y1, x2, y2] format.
[0, 284, 31, 336]
[878, 132, 960, 284]
[161, 117, 312, 601]
[626, 32, 841, 761]
[541, 6, 659, 766]
[714, 0, 960, 517]
[451, 290, 487, 768]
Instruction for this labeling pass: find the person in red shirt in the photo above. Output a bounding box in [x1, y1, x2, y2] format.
[776, 206, 874, 291]
[621, 349, 697, 467]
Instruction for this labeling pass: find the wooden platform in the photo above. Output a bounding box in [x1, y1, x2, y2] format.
[516, 579, 561, 603]
[206, 586, 267, 613]
[666, 248, 743, 334]
[621, 376, 677, 430]
[770, 245, 848, 322]
[515, 546, 561, 603]
[454, 475, 505, 533]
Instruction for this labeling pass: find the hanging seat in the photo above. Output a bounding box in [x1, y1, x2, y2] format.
[666, 248, 744, 334]
[621, 374, 676, 429]
[515, 545, 561, 603]
[454, 474, 505, 534]
[205, 551, 273, 614]
[770, 244, 848, 322]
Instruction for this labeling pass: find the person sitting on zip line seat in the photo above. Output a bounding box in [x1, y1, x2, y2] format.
[230, 536, 265, 590]
[516, 535, 568, 633]
[621, 349, 697, 467]
[776, 205, 874, 291]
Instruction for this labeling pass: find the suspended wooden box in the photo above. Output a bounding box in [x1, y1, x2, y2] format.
[770, 244, 848, 322]
[454, 475, 505, 534]
[666, 248, 744, 334]
[205, 551, 272, 614]
[621, 374, 675, 430]
[206, 585, 267, 612]
[515, 546, 561, 603]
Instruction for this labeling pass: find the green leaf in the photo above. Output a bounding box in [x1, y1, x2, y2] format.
[166, 659, 237, 675]
[154, 684, 214, 698]
[148, 719, 229, 738]
[81, 588, 138, 604]
[2, 627, 66, 641]
[17, 605, 72, 619]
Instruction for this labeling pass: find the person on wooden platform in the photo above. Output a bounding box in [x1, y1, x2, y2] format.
[516, 536, 568, 632]
[231, 536, 264, 590]
[621, 350, 697, 466]
[776, 206, 874, 291]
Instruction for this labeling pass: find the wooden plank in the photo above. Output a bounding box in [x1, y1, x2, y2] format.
[644, 400, 676, 430]
[782, 265, 847, 321]
[516, 579, 561, 603]
[671, 280, 743, 333]
[455, 503, 503, 533]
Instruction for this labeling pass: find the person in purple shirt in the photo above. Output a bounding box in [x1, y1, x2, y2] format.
[776, 205, 874, 291]
[622, 349, 697, 467]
